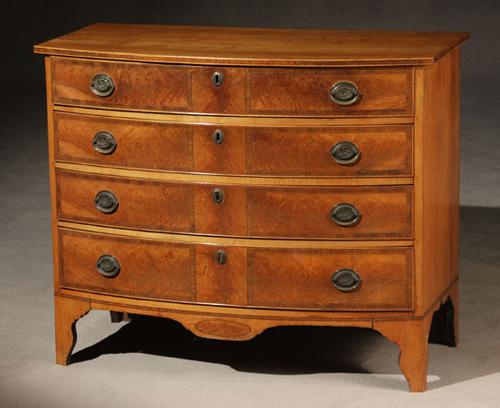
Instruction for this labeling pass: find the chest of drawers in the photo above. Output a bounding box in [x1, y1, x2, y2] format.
[34, 24, 469, 392]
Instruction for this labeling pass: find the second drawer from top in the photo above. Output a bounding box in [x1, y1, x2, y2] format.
[54, 112, 413, 178]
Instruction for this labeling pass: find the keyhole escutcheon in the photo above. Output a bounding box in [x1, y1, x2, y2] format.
[211, 71, 224, 87]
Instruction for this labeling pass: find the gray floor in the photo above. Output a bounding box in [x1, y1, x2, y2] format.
[0, 84, 499, 407]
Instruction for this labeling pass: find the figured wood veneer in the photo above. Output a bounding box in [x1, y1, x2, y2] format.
[36, 24, 467, 392]
[34, 23, 469, 67]
[58, 228, 412, 311]
[56, 170, 412, 239]
[54, 112, 193, 171]
[248, 247, 413, 310]
[247, 67, 413, 116]
[50, 57, 413, 116]
[54, 111, 413, 177]
[59, 229, 195, 301]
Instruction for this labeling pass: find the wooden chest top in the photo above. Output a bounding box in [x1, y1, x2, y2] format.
[34, 23, 469, 67]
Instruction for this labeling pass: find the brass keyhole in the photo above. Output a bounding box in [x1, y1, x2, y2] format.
[213, 129, 224, 145]
[216, 249, 227, 265]
[211, 71, 224, 87]
[212, 188, 225, 204]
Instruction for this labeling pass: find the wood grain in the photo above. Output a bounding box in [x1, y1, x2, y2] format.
[248, 247, 413, 310]
[58, 222, 413, 249]
[54, 111, 193, 171]
[58, 286, 416, 320]
[58, 228, 412, 311]
[247, 67, 413, 116]
[54, 111, 412, 177]
[246, 125, 413, 177]
[54, 295, 91, 365]
[374, 310, 434, 392]
[56, 170, 195, 232]
[51, 278, 455, 358]
[192, 124, 247, 175]
[44, 58, 61, 288]
[55, 161, 414, 187]
[194, 184, 248, 236]
[51, 57, 413, 117]
[56, 171, 412, 239]
[59, 229, 196, 301]
[195, 245, 248, 306]
[51, 57, 189, 112]
[413, 49, 461, 316]
[34, 23, 469, 67]
[191, 66, 246, 114]
[54, 105, 414, 126]
[248, 186, 413, 239]
[36, 25, 469, 392]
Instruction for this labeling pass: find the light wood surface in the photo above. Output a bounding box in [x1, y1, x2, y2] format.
[374, 312, 433, 392]
[55, 162, 414, 186]
[247, 67, 413, 116]
[52, 280, 457, 371]
[58, 228, 412, 311]
[58, 222, 413, 249]
[50, 57, 413, 117]
[54, 105, 414, 125]
[54, 111, 413, 177]
[34, 23, 469, 67]
[44, 58, 61, 288]
[54, 295, 91, 365]
[413, 49, 461, 316]
[248, 247, 413, 310]
[56, 169, 413, 239]
[59, 229, 196, 301]
[54, 112, 193, 172]
[245, 125, 413, 177]
[35, 25, 468, 392]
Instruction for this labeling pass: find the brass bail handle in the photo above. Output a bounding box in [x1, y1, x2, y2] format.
[329, 81, 360, 106]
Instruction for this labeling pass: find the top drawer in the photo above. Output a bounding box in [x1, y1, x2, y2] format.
[50, 57, 413, 117]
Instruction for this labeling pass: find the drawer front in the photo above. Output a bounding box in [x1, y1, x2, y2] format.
[51, 58, 246, 114]
[54, 112, 193, 171]
[56, 171, 412, 239]
[247, 67, 413, 116]
[55, 112, 412, 177]
[52, 57, 190, 112]
[248, 186, 413, 239]
[58, 228, 412, 311]
[51, 58, 412, 116]
[246, 125, 412, 176]
[56, 171, 195, 232]
[59, 229, 195, 301]
[248, 247, 413, 310]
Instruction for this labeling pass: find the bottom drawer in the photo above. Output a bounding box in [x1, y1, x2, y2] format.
[59, 229, 196, 301]
[248, 248, 413, 310]
[58, 228, 413, 310]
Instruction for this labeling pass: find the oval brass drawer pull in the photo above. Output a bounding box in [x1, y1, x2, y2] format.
[331, 268, 361, 292]
[92, 131, 117, 155]
[90, 73, 115, 97]
[95, 190, 119, 214]
[96, 255, 121, 278]
[330, 203, 361, 227]
[329, 81, 360, 106]
[330, 141, 361, 165]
